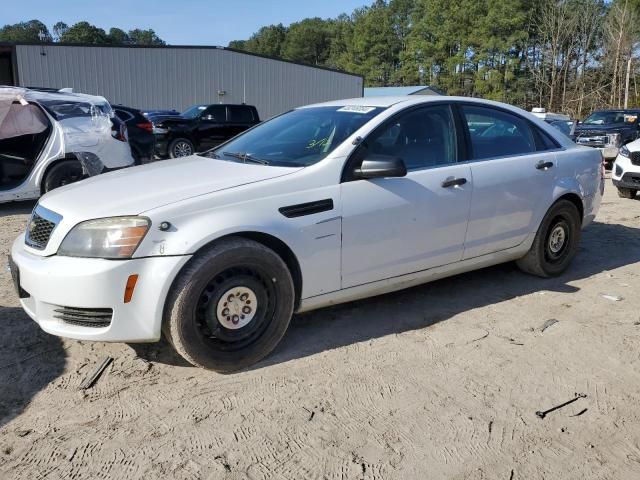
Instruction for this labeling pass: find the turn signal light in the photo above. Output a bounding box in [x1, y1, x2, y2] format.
[124, 274, 139, 303]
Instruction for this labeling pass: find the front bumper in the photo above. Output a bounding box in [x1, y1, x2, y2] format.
[612, 155, 640, 189]
[10, 234, 190, 342]
[612, 173, 640, 190]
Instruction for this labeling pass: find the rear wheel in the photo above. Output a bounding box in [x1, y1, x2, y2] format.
[42, 160, 84, 193]
[516, 200, 582, 278]
[169, 138, 194, 158]
[617, 187, 637, 199]
[163, 237, 295, 372]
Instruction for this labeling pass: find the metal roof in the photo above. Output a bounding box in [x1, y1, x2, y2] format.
[364, 86, 444, 97]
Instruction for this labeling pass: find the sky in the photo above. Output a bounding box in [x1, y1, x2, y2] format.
[4, 0, 371, 45]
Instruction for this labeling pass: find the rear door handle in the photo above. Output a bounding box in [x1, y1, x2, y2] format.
[536, 161, 554, 170]
[441, 177, 467, 188]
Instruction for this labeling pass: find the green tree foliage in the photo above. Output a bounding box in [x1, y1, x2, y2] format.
[108, 27, 130, 45]
[127, 29, 165, 46]
[282, 18, 332, 65]
[231, 24, 287, 57]
[0, 20, 165, 46]
[59, 21, 109, 44]
[52, 22, 69, 42]
[228, 0, 640, 115]
[0, 20, 50, 42]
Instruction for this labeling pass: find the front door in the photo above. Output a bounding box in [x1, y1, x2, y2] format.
[340, 104, 472, 288]
[196, 105, 227, 150]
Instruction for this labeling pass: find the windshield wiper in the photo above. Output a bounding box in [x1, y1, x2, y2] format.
[200, 150, 221, 159]
[222, 151, 269, 165]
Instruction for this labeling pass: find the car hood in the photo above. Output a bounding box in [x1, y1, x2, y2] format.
[39, 155, 302, 221]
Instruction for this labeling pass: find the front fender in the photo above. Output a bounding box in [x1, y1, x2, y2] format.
[134, 187, 342, 299]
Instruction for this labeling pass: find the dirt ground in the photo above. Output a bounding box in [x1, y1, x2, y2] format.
[1, 179, 640, 480]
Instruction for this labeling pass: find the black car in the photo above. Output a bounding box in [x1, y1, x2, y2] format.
[113, 105, 155, 164]
[574, 109, 640, 167]
[152, 104, 260, 158]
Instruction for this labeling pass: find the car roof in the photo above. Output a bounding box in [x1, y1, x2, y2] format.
[300, 95, 577, 149]
[0, 86, 109, 106]
[300, 95, 541, 113]
[591, 109, 640, 113]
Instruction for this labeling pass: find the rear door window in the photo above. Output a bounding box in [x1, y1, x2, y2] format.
[463, 105, 536, 160]
[227, 106, 254, 123]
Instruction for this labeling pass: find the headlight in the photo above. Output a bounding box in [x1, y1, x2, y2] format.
[607, 133, 622, 147]
[619, 144, 631, 158]
[58, 217, 150, 259]
[152, 125, 168, 134]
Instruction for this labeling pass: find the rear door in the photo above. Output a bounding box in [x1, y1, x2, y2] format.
[460, 104, 558, 259]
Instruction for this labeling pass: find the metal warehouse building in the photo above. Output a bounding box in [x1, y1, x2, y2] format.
[0, 43, 363, 119]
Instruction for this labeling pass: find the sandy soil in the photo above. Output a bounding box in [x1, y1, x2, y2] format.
[1, 181, 640, 479]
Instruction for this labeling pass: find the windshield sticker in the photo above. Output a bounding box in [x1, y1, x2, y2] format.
[337, 106, 376, 114]
[625, 114, 637, 123]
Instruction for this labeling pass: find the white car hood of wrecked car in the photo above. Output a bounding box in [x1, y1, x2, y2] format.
[38, 155, 303, 222]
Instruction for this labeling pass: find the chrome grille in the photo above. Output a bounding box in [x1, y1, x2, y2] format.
[53, 307, 113, 328]
[25, 206, 62, 250]
[576, 135, 607, 147]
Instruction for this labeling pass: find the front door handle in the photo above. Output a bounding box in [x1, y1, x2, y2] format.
[536, 161, 554, 170]
[441, 177, 467, 188]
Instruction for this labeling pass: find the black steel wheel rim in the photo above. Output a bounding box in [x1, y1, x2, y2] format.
[194, 267, 276, 352]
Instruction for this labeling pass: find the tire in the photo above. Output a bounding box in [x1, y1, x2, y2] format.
[163, 237, 295, 372]
[168, 138, 194, 158]
[617, 187, 637, 199]
[42, 160, 84, 193]
[516, 200, 582, 278]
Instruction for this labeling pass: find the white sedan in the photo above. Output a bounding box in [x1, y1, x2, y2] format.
[10, 96, 604, 372]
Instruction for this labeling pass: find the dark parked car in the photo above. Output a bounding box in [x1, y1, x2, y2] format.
[574, 109, 640, 167]
[152, 104, 260, 158]
[113, 105, 155, 164]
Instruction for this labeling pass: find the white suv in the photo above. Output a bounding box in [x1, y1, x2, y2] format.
[612, 140, 640, 199]
[10, 96, 603, 372]
[0, 87, 134, 203]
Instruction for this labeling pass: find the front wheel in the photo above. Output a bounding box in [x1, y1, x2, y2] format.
[617, 187, 637, 199]
[168, 138, 194, 158]
[42, 160, 84, 193]
[163, 237, 295, 372]
[516, 200, 582, 278]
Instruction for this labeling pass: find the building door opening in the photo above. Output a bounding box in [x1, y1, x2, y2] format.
[0, 48, 15, 86]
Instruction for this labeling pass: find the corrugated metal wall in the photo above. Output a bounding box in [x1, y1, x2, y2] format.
[15, 45, 363, 119]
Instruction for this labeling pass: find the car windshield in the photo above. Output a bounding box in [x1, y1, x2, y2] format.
[182, 105, 207, 119]
[583, 111, 637, 126]
[204, 106, 385, 167]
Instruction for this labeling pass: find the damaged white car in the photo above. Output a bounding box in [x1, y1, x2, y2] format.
[0, 87, 134, 203]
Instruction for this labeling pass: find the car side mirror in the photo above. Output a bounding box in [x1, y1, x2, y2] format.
[353, 155, 407, 180]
